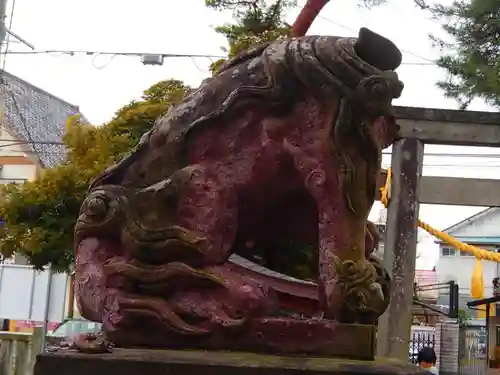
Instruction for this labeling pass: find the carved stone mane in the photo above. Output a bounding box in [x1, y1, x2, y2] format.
[91, 29, 402, 190]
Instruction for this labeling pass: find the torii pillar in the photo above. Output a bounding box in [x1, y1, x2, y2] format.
[377, 138, 424, 360]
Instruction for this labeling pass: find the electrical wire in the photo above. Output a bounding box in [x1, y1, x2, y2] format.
[3, 140, 500, 170]
[3, 50, 227, 58]
[0, 10, 441, 68]
[0, 140, 64, 148]
[2, 78, 39, 154]
[0, 10, 448, 69]
[0, 0, 471, 71]
[316, 15, 437, 65]
[91, 53, 117, 70]
[4, 139, 500, 160]
[387, 2, 442, 26]
[2, 47, 442, 66]
[0, 3, 494, 166]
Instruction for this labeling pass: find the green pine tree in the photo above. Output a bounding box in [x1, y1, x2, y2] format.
[418, 0, 500, 108]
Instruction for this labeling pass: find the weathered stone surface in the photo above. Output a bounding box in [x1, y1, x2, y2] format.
[72, 27, 404, 356]
[394, 105, 500, 125]
[35, 349, 430, 375]
[376, 139, 423, 360]
[107, 320, 377, 359]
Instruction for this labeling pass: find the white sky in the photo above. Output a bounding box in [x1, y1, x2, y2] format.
[4, 0, 499, 270]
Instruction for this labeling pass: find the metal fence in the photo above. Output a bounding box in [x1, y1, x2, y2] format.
[459, 328, 486, 375]
[409, 331, 436, 364]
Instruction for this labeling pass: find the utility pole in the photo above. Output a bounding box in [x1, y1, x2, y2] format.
[0, 0, 34, 125]
[0, 0, 34, 54]
[0, 0, 7, 47]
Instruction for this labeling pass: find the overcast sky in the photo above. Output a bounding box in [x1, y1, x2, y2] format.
[4, 0, 499, 269]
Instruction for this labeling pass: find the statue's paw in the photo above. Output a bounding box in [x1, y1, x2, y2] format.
[333, 257, 388, 319]
[72, 331, 113, 354]
[363, 281, 387, 314]
[368, 254, 391, 311]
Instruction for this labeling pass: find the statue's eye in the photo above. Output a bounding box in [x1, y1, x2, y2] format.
[86, 197, 108, 218]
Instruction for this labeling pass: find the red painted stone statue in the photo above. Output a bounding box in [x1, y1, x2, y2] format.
[73, 2, 404, 357]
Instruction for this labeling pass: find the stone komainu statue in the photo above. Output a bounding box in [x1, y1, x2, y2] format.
[73, 27, 403, 355]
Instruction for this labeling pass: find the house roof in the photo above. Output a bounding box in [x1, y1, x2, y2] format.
[415, 269, 438, 301]
[415, 269, 437, 284]
[435, 207, 500, 244]
[0, 71, 86, 168]
[441, 207, 497, 233]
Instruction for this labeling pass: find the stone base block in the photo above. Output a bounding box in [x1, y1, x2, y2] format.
[35, 349, 430, 375]
[108, 319, 378, 360]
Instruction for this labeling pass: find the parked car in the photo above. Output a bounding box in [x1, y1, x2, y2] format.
[46, 318, 102, 347]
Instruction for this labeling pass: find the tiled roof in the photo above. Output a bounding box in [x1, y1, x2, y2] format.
[0, 71, 85, 168]
[415, 269, 438, 300]
[441, 207, 497, 234]
[415, 269, 437, 285]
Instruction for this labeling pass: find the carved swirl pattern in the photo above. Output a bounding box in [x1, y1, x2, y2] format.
[332, 255, 387, 317]
[75, 183, 257, 343]
[354, 73, 403, 117]
[304, 168, 327, 190]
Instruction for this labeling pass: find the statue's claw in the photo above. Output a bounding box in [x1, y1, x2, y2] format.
[72, 331, 113, 354]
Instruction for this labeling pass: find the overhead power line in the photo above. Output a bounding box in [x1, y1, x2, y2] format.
[4, 139, 500, 170]
[4, 50, 227, 58]
[0, 140, 64, 148]
[2, 140, 500, 160]
[2, 15, 445, 68]
[1, 0, 449, 69]
[3, 47, 442, 67]
[2, 15, 442, 68]
[316, 15, 437, 66]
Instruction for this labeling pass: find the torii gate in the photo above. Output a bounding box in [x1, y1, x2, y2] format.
[376, 105, 500, 360]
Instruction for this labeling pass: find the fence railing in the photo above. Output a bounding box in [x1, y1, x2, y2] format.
[409, 331, 436, 364]
[459, 328, 487, 375]
[0, 328, 43, 375]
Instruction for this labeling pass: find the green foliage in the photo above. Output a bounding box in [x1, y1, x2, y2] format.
[251, 241, 318, 281]
[0, 79, 190, 271]
[457, 308, 470, 327]
[418, 0, 500, 109]
[206, 0, 296, 73]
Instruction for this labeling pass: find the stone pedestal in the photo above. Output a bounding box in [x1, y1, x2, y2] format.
[106, 320, 378, 360]
[35, 349, 430, 375]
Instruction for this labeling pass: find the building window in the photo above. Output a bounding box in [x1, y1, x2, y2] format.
[460, 250, 471, 256]
[442, 247, 456, 256]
